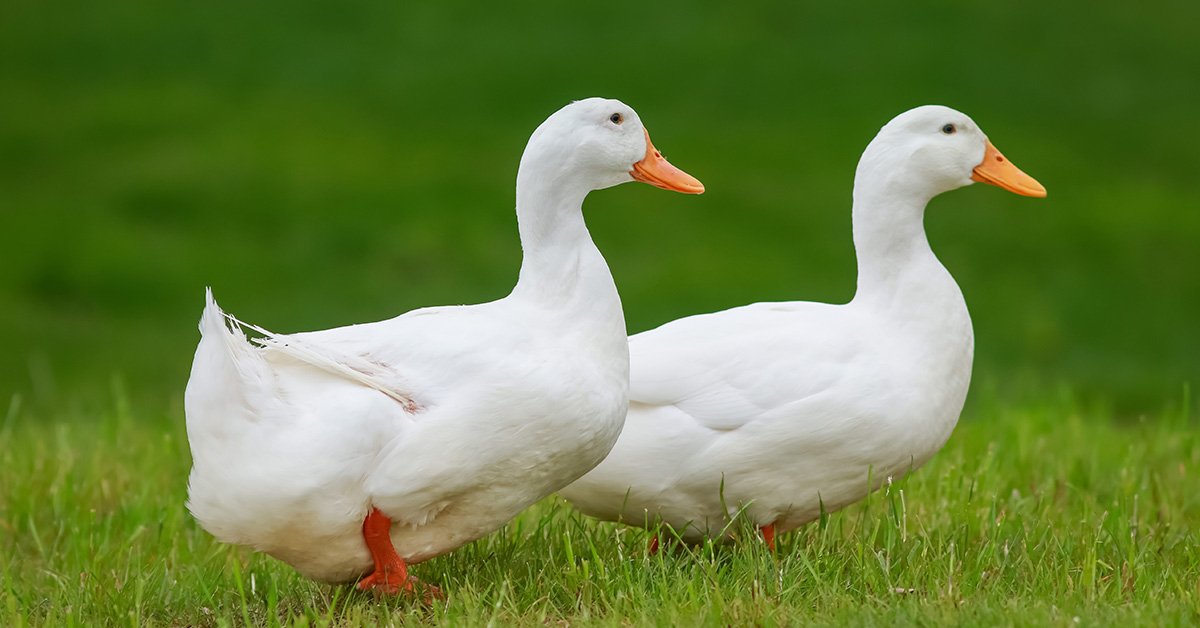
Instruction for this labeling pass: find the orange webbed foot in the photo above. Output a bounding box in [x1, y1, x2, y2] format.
[357, 507, 445, 602]
[357, 570, 444, 602]
[647, 535, 661, 555]
[760, 523, 776, 552]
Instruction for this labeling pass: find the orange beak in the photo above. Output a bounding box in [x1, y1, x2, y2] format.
[630, 128, 705, 194]
[971, 140, 1047, 198]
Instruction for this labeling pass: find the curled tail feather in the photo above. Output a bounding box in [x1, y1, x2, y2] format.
[203, 289, 420, 413]
[189, 288, 275, 420]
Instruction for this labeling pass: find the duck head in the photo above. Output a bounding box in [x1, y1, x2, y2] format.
[858, 105, 1046, 200]
[519, 98, 704, 196]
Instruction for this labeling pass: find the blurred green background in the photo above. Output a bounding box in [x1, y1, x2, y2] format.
[1, 0, 1196, 414]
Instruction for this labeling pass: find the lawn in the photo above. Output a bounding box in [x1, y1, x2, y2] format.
[1, 0, 1198, 625]
[2, 394, 1197, 625]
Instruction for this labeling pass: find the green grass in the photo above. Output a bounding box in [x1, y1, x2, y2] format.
[2, 389, 1197, 626]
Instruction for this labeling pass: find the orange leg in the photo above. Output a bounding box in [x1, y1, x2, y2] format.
[356, 507, 441, 599]
[647, 535, 661, 555]
[760, 523, 776, 551]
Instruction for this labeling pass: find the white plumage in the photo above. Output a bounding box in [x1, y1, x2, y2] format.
[560, 105, 1046, 543]
[184, 98, 703, 586]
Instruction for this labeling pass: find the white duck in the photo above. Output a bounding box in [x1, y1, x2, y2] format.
[559, 105, 1045, 548]
[184, 97, 704, 595]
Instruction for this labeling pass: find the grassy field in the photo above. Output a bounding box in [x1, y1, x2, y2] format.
[2, 0, 1198, 625]
[2, 393, 1197, 625]
[1, 0, 1197, 410]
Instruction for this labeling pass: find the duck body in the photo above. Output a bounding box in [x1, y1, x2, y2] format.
[560, 105, 1044, 542]
[187, 291, 629, 582]
[562, 267, 972, 540]
[183, 98, 704, 585]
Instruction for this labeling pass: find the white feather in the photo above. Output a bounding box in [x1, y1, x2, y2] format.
[560, 106, 1046, 542]
[182, 97, 692, 582]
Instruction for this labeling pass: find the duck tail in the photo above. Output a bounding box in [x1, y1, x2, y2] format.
[184, 289, 281, 543]
[185, 288, 273, 428]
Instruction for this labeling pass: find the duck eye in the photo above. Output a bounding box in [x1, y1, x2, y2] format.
[941, 123, 956, 135]
[609, 113, 623, 124]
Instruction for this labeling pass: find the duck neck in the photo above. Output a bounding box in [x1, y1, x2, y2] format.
[849, 173, 945, 309]
[509, 167, 621, 323]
